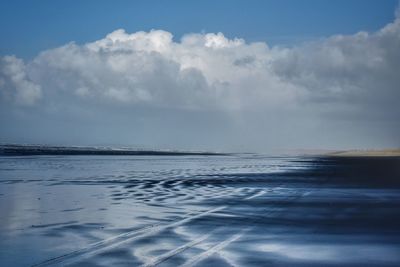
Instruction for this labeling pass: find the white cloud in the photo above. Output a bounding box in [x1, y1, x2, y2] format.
[0, 15, 399, 150]
[0, 55, 41, 105]
[272, 18, 400, 114]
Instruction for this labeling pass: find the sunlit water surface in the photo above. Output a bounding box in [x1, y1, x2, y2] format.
[0, 155, 399, 266]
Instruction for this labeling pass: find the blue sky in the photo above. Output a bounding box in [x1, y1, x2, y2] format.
[0, 0, 398, 59]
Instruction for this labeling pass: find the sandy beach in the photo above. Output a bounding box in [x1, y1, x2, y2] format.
[328, 149, 400, 157]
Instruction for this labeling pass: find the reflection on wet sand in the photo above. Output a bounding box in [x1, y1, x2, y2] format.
[0, 155, 399, 266]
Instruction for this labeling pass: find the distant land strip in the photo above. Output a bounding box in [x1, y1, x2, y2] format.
[327, 149, 400, 157]
[0, 144, 228, 156]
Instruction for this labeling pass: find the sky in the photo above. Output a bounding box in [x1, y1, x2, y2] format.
[0, 0, 399, 152]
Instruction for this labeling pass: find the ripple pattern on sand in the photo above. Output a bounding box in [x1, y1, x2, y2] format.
[0, 155, 399, 266]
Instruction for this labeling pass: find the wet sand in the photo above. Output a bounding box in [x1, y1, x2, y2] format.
[0, 155, 399, 266]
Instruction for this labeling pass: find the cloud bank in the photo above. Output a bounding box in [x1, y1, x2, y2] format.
[1, 15, 399, 151]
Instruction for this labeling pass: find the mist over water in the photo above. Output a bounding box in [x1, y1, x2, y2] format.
[0, 154, 399, 266]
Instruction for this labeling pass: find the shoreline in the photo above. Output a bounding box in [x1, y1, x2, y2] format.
[327, 149, 400, 157]
[0, 144, 228, 156]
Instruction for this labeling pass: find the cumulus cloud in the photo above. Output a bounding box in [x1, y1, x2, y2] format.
[0, 56, 41, 105]
[0, 28, 301, 110]
[0, 14, 399, 150]
[273, 18, 400, 114]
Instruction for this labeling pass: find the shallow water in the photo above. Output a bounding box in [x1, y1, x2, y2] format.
[0, 155, 399, 266]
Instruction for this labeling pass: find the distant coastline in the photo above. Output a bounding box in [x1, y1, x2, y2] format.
[2, 144, 399, 157]
[327, 149, 400, 157]
[0, 144, 228, 156]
